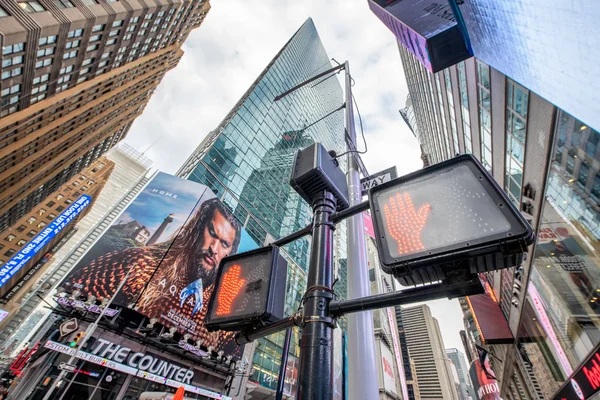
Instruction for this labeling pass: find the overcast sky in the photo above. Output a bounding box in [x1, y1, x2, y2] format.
[124, 0, 466, 360]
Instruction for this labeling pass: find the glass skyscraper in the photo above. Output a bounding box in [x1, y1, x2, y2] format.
[176, 18, 348, 397]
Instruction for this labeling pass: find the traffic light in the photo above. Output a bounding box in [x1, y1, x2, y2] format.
[206, 245, 288, 332]
[368, 154, 535, 286]
[69, 331, 85, 348]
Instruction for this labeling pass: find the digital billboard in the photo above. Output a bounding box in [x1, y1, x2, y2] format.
[0, 194, 91, 290]
[60, 172, 258, 357]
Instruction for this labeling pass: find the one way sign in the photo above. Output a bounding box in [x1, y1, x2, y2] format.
[361, 167, 397, 196]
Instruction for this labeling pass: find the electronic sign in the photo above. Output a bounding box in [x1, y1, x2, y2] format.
[206, 245, 287, 332]
[369, 154, 535, 285]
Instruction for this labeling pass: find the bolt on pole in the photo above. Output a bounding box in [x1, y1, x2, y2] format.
[343, 62, 379, 400]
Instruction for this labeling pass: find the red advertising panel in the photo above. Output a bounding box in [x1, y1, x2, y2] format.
[465, 275, 514, 344]
[60, 172, 258, 357]
[553, 342, 600, 399]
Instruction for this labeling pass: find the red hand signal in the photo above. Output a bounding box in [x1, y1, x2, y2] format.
[216, 264, 246, 316]
[383, 192, 431, 255]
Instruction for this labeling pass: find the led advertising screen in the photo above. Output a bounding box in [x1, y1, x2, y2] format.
[0, 195, 91, 290]
[60, 172, 258, 356]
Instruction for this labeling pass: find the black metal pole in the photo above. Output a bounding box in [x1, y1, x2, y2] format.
[329, 278, 483, 317]
[298, 191, 336, 400]
[275, 328, 293, 400]
[235, 315, 300, 345]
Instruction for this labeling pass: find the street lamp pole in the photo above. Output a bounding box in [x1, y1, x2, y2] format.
[343, 61, 379, 400]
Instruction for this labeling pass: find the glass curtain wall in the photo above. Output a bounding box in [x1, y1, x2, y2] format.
[517, 110, 600, 399]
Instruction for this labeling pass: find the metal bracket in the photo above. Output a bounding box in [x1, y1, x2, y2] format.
[303, 315, 337, 328]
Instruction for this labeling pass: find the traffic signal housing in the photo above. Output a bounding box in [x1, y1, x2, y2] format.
[206, 245, 288, 332]
[369, 154, 535, 286]
[69, 331, 85, 348]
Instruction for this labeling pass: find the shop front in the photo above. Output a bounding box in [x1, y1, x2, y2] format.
[11, 328, 231, 400]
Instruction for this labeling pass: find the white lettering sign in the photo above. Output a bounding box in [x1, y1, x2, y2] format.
[44, 340, 230, 400]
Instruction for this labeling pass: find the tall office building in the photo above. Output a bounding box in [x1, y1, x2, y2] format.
[0, 0, 210, 233]
[0, 142, 151, 347]
[176, 18, 348, 398]
[397, 304, 459, 400]
[391, 24, 600, 398]
[367, 230, 409, 400]
[446, 348, 476, 400]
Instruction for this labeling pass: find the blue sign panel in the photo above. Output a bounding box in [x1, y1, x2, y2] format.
[0, 194, 91, 287]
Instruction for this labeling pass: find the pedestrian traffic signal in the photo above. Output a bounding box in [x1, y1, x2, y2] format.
[206, 245, 288, 332]
[69, 331, 85, 348]
[368, 154, 535, 285]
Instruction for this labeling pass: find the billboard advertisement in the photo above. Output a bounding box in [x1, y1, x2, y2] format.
[60, 172, 258, 357]
[381, 344, 398, 396]
[469, 348, 502, 400]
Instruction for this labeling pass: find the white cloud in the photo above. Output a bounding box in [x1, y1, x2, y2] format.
[124, 0, 462, 363]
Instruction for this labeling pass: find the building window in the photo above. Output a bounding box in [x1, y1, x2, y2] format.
[505, 79, 529, 206]
[92, 24, 104, 32]
[444, 69, 460, 155]
[2, 55, 23, 68]
[46, 201, 55, 207]
[17, 1, 46, 12]
[1, 84, 20, 97]
[82, 0, 97, 5]
[109, 29, 120, 37]
[39, 36, 56, 46]
[476, 60, 493, 172]
[106, 38, 117, 46]
[38, 208, 46, 215]
[16, 225, 26, 232]
[79, 67, 89, 75]
[65, 40, 80, 49]
[60, 65, 74, 74]
[112, 20, 123, 27]
[26, 229, 37, 238]
[3, 43, 25, 56]
[65, 198, 73, 204]
[35, 58, 52, 68]
[68, 29, 84, 38]
[47, 213, 56, 220]
[37, 221, 46, 228]
[101, 52, 110, 59]
[27, 217, 36, 224]
[63, 50, 78, 59]
[54, 0, 74, 8]
[57, 75, 70, 84]
[5, 234, 15, 242]
[86, 44, 99, 52]
[82, 58, 93, 66]
[32, 74, 49, 84]
[36, 47, 54, 57]
[16, 239, 27, 246]
[4, 249, 15, 257]
[31, 84, 47, 95]
[0, 6, 8, 16]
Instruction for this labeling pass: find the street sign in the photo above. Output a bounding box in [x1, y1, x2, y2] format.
[361, 166, 398, 196]
[206, 245, 288, 332]
[59, 318, 78, 337]
[369, 154, 535, 285]
[58, 362, 76, 372]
